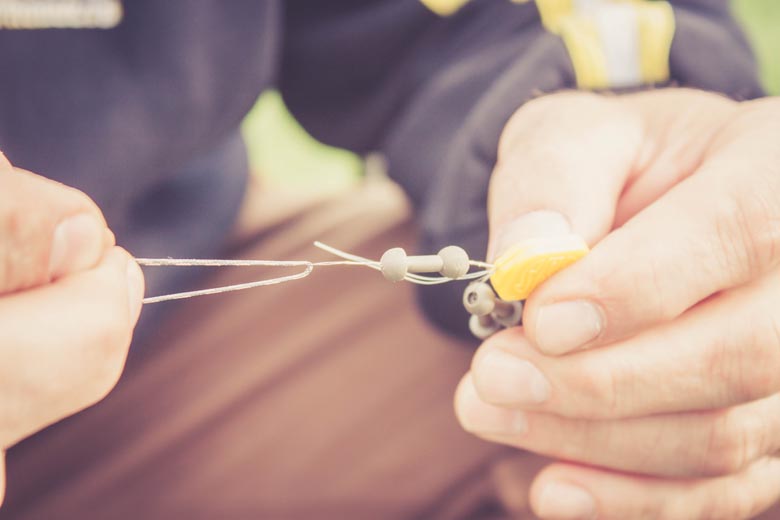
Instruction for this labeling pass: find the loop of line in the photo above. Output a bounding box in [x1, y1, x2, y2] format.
[137, 242, 494, 304]
[139, 262, 314, 304]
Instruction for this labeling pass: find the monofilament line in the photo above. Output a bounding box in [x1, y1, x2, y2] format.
[137, 261, 314, 304]
[136, 242, 494, 304]
[135, 258, 365, 304]
[312, 242, 494, 284]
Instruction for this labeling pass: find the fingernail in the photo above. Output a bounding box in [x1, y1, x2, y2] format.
[535, 301, 603, 355]
[49, 214, 105, 280]
[536, 482, 597, 520]
[490, 210, 571, 261]
[125, 258, 144, 320]
[475, 349, 550, 405]
[458, 376, 529, 435]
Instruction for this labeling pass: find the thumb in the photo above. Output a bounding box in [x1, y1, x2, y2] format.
[0, 160, 114, 294]
[488, 92, 642, 261]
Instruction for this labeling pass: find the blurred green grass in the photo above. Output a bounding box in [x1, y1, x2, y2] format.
[242, 1, 780, 186]
[241, 90, 362, 190]
[733, 0, 780, 95]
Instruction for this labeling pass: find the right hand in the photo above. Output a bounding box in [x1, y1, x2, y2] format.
[457, 90, 780, 519]
[0, 152, 144, 506]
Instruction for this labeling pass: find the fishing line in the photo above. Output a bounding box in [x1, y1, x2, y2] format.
[136, 242, 494, 304]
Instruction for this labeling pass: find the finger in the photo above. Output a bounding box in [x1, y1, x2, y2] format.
[469, 269, 780, 419]
[524, 95, 780, 356]
[457, 372, 780, 478]
[529, 458, 780, 520]
[612, 89, 740, 226]
[0, 247, 144, 447]
[491, 452, 552, 516]
[487, 92, 642, 261]
[0, 166, 114, 294]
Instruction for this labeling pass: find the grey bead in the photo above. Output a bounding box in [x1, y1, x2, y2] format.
[463, 282, 496, 316]
[380, 247, 408, 282]
[492, 300, 523, 328]
[438, 245, 470, 279]
[469, 314, 501, 340]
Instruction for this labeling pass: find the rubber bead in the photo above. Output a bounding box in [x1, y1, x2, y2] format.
[380, 247, 408, 282]
[492, 300, 523, 328]
[462, 282, 496, 316]
[490, 235, 589, 301]
[469, 314, 501, 340]
[438, 245, 470, 279]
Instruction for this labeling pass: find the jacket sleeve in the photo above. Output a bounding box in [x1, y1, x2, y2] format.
[280, 0, 764, 339]
[0, 0, 275, 222]
[670, 0, 763, 99]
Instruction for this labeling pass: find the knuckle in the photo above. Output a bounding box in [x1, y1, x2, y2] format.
[701, 485, 756, 520]
[586, 232, 678, 326]
[0, 172, 102, 292]
[701, 411, 755, 476]
[80, 319, 130, 401]
[502, 94, 562, 136]
[94, 323, 128, 361]
[0, 198, 49, 289]
[65, 185, 103, 218]
[736, 331, 780, 402]
[572, 359, 621, 417]
[76, 295, 132, 398]
[712, 174, 780, 284]
[498, 92, 605, 158]
[87, 308, 131, 359]
[756, 311, 780, 394]
[702, 336, 736, 401]
[725, 199, 762, 280]
[62, 324, 129, 411]
[706, 311, 780, 405]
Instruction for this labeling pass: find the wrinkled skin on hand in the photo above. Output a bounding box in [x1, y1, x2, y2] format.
[457, 90, 780, 519]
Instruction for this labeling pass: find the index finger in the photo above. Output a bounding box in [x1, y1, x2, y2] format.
[523, 95, 780, 355]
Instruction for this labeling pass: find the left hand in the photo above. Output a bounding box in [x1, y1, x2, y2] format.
[455, 89, 780, 519]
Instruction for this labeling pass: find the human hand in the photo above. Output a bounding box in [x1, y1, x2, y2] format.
[0, 153, 144, 505]
[455, 90, 780, 519]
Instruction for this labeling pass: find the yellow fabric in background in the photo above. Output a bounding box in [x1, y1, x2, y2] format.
[420, 0, 471, 16]
[241, 1, 780, 187]
[523, 0, 574, 33]
[637, 1, 675, 84]
[533, 0, 675, 89]
[558, 15, 609, 89]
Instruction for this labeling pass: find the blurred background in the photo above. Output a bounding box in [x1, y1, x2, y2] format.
[4, 2, 780, 519]
[241, 0, 780, 192]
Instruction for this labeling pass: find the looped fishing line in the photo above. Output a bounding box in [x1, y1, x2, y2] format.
[136, 242, 494, 304]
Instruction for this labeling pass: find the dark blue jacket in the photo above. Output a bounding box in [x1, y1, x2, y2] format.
[0, 0, 764, 338]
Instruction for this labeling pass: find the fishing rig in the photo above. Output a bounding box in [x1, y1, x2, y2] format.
[137, 235, 589, 340]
